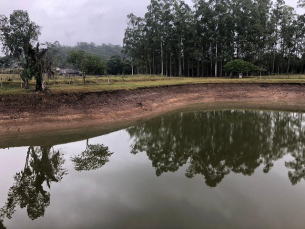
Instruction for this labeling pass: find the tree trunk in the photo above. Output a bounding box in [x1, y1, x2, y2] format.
[287, 55, 290, 74]
[192, 64, 194, 77]
[187, 61, 190, 77]
[161, 41, 163, 75]
[25, 78, 29, 89]
[197, 59, 200, 77]
[220, 59, 223, 77]
[36, 73, 43, 91]
[179, 51, 182, 77]
[272, 54, 275, 74]
[215, 42, 218, 77]
[183, 55, 185, 76]
[166, 58, 168, 76]
[202, 59, 204, 77]
[210, 59, 213, 77]
[170, 55, 172, 77]
[152, 52, 155, 75]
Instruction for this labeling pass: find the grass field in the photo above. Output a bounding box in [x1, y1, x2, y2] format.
[1, 73, 305, 95]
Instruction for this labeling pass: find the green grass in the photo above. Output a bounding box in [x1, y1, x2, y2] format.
[1, 73, 305, 95]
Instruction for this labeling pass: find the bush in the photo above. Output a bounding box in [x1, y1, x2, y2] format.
[224, 59, 259, 76]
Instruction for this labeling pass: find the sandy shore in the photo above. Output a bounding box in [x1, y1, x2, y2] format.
[1, 83, 305, 140]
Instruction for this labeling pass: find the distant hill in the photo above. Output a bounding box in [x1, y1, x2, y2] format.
[1, 42, 126, 69]
[55, 42, 126, 68]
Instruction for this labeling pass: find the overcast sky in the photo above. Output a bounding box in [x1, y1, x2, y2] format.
[1, 0, 304, 47]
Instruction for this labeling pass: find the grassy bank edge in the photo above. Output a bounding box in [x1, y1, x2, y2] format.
[1, 75, 305, 96]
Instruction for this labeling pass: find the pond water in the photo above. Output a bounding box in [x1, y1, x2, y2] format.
[1, 109, 305, 229]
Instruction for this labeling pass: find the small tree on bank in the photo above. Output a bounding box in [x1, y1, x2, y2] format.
[0, 10, 44, 90]
[223, 59, 260, 77]
[67, 50, 106, 84]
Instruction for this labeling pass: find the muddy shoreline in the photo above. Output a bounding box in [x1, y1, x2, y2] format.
[1, 83, 305, 145]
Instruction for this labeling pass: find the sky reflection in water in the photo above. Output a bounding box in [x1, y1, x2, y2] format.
[0, 110, 305, 229]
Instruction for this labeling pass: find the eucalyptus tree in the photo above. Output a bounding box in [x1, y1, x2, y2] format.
[124, 0, 305, 76]
[145, 0, 164, 74]
[193, 0, 211, 76]
[267, 0, 302, 74]
[123, 13, 146, 74]
[294, 15, 305, 73]
[255, 0, 273, 66]
[173, 0, 193, 76]
[193, 0, 235, 77]
[160, 0, 175, 76]
[0, 10, 41, 88]
[211, 0, 235, 76]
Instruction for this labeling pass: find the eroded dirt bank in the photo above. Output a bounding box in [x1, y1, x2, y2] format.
[1, 83, 305, 139]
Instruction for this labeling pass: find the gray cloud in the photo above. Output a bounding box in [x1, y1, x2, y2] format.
[0, 0, 302, 47]
[1, 0, 192, 46]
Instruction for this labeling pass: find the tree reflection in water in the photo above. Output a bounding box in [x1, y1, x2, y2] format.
[285, 149, 305, 185]
[0, 146, 67, 220]
[0, 219, 6, 229]
[0, 139, 113, 222]
[127, 110, 305, 187]
[71, 140, 113, 171]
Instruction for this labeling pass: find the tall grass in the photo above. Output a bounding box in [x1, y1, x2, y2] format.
[1, 73, 305, 95]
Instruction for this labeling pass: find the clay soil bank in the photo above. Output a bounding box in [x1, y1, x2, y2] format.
[1, 83, 305, 139]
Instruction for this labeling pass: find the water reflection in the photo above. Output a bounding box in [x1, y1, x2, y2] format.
[0, 219, 6, 229]
[0, 146, 67, 220]
[71, 140, 113, 171]
[1, 109, 305, 226]
[0, 139, 113, 223]
[285, 150, 305, 185]
[127, 110, 305, 187]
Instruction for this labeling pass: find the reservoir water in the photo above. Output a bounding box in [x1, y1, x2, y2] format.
[1, 109, 305, 228]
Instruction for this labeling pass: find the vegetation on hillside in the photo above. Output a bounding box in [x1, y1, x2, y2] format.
[53, 42, 127, 69]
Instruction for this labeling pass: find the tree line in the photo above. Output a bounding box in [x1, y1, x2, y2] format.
[123, 0, 305, 77]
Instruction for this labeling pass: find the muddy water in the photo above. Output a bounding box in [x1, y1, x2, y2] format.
[1, 110, 305, 228]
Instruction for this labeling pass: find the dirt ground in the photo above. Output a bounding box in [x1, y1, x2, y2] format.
[1, 83, 305, 138]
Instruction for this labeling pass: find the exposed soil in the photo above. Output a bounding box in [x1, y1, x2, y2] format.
[1, 83, 305, 138]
